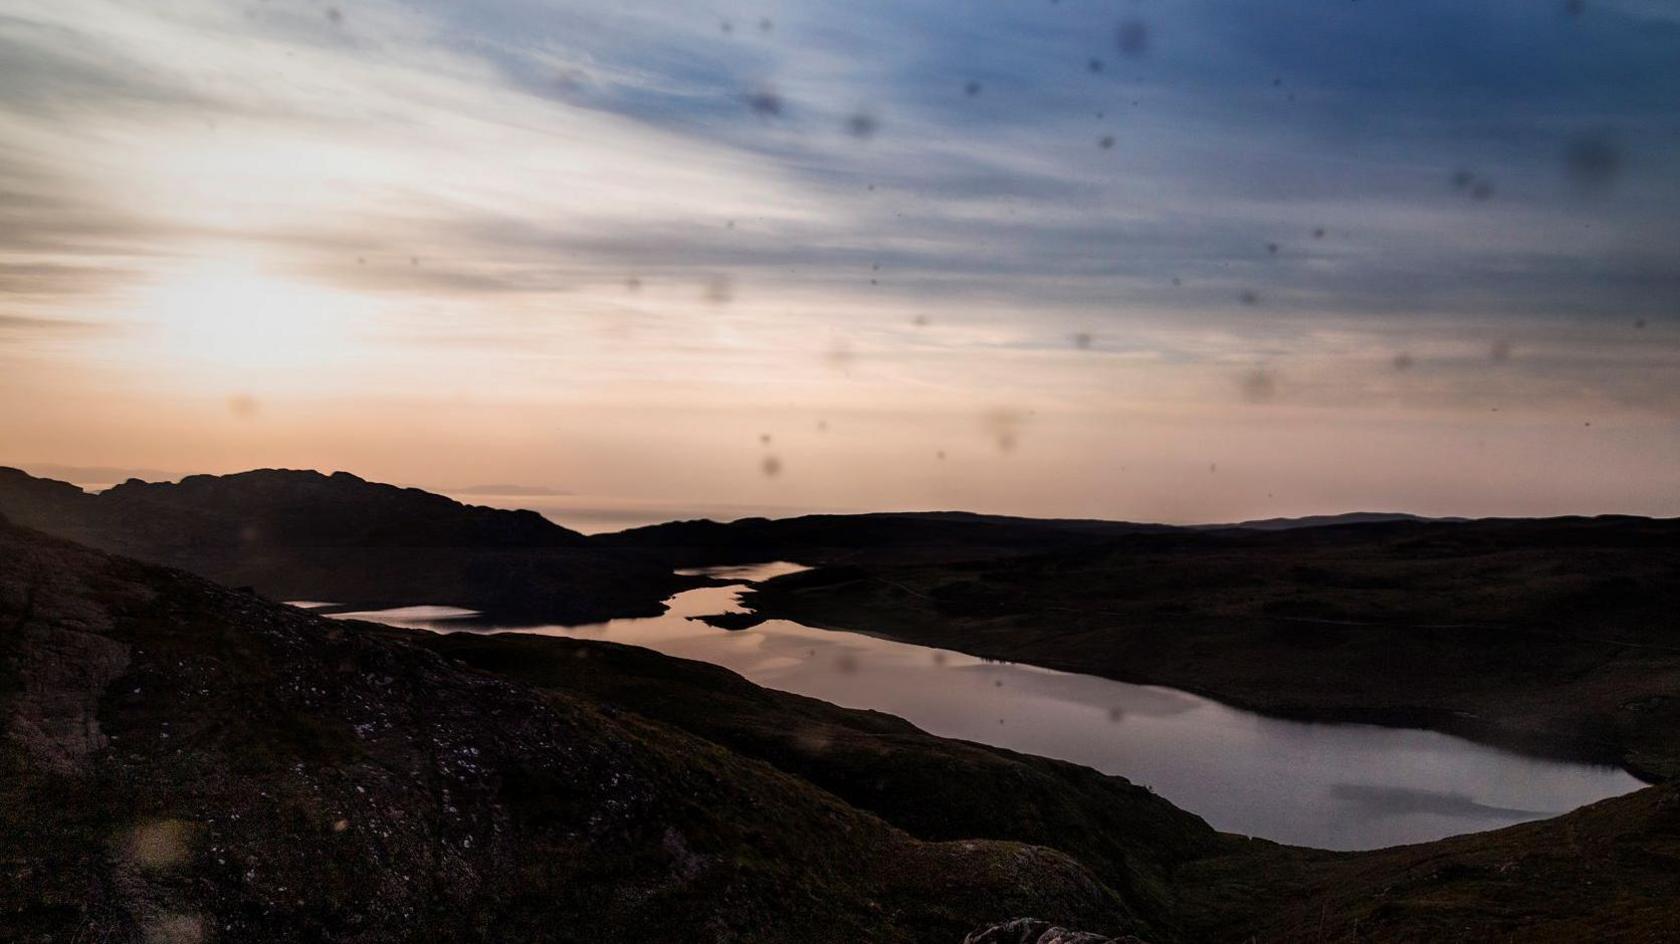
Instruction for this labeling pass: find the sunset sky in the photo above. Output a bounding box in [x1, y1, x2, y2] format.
[2, 0, 1677, 528]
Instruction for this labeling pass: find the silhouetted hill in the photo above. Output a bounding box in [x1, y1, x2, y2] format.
[600, 510, 1496, 564]
[597, 510, 1179, 566]
[0, 467, 681, 623]
[1204, 511, 1465, 531]
[65, 468, 588, 547]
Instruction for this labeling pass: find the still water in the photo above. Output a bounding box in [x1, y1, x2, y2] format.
[329, 562, 1643, 851]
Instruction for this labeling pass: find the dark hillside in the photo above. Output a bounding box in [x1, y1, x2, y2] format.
[0, 519, 1134, 942]
[597, 510, 1177, 566]
[0, 467, 688, 623]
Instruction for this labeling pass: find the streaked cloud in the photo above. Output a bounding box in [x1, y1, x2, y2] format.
[0, 0, 1675, 518]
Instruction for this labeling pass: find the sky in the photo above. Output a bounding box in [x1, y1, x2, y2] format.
[1, 0, 1677, 528]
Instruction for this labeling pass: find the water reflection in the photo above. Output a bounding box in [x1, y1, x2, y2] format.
[336, 604, 477, 623]
[327, 563, 1643, 850]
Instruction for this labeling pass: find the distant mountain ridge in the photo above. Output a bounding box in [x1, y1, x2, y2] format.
[596, 510, 1182, 566]
[3, 465, 1665, 621]
[0, 466, 589, 549]
[101, 468, 592, 548]
[593, 509, 1513, 567]
[1202, 511, 1470, 531]
[0, 466, 678, 623]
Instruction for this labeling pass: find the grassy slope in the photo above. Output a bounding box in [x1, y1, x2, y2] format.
[744, 518, 1680, 780]
[1180, 784, 1680, 943]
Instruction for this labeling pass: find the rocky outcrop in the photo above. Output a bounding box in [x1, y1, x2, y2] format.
[5, 623, 129, 775]
[965, 917, 1150, 944]
[0, 538, 135, 775]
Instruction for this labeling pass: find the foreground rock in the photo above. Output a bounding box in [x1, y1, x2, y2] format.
[965, 917, 1150, 943]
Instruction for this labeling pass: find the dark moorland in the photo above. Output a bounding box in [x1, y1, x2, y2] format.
[3, 468, 1680, 939]
[724, 517, 1680, 781]
[5, 516, 1680, 942]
